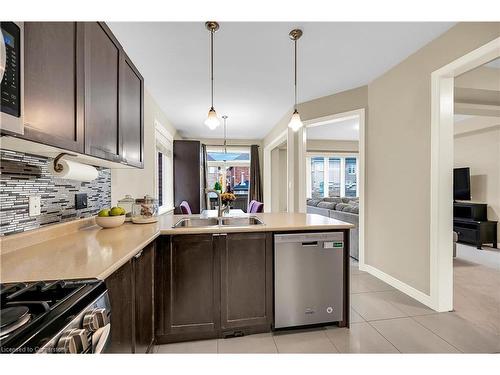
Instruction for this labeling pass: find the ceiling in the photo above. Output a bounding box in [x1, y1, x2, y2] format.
[108, 22, 454, 139]
[307, 117, 359, 140]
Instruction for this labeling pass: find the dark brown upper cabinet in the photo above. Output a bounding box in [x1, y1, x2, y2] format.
[22, 22, 144, 167]
[23, 22, 84, 153]
[119, 53, 144, 167]
[84, 22, 121, 162]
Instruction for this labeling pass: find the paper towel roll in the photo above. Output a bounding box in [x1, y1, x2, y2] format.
[49, 159, 99, 182]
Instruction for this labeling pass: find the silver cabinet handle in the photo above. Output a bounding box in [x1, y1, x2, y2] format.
[134, 250, 143, 259]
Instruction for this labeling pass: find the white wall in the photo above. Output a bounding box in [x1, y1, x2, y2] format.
[262, 22, 500, 299]
[454, 118, 500, 241]
[307, 139, 359, 153]
[270, 147, 288, 212]
[111, 89, 178, 205]
[365, 22, 500, 295]
[279, 149, 288, 212]
[262, 86, 368, 213]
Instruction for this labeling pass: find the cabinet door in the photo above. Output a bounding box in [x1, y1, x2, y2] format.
[105, 259, 134, 353]
[119, 54, 144, 167]
[220, 232, 273, 333]
[84, 22, 120, 161]
[23, 22, 84, 152]
[134, 242, 155, 353]
[157, 234, 220, 342]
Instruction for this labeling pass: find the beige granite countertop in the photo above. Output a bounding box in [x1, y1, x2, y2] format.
[0, 213, 353, 283]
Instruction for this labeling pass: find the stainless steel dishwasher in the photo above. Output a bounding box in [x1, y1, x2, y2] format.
[274, 232, 344, 329]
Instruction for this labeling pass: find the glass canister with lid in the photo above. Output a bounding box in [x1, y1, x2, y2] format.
[117, 194, 135, 221]
[132, 195, 159, 224]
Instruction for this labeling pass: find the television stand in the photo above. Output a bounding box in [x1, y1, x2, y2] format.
[453, 202, 497, 249]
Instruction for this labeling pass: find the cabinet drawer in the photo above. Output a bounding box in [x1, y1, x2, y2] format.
[454, 226, 478, 243]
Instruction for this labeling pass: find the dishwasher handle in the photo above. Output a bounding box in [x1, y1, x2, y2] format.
[301, 241, 319, 247]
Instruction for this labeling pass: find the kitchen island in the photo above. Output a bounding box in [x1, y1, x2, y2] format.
[0, 212, 353, 353]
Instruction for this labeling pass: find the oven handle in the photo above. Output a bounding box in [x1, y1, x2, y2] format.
[92, 323, 111, 354]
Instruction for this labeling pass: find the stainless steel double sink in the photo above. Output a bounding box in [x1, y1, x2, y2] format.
[172, 216, 264, 228]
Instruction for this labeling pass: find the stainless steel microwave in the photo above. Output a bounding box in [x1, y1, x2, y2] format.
[0, 21, 24, 135]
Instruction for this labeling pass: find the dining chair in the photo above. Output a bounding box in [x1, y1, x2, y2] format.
[250, 201, 264, 213]
[248, 200, 257, 213]
[179, 201, 192, 215]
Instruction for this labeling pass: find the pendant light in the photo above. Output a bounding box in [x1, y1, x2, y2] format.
[288, 28, 303, 132]
[204, 21, 221, 130]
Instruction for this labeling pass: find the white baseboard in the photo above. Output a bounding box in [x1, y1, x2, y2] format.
[359, 263, 435, 310]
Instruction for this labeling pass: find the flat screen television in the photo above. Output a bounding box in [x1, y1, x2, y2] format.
[454, 167, 471, 201]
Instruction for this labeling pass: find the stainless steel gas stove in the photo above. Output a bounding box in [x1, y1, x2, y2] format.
[0, 279, 110, 354]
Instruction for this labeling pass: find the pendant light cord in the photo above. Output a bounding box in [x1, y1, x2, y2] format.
[294, 38, 297, 110]
[210, 30, 214, 108]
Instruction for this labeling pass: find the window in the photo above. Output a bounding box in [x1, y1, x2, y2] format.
[310, 157, 324, 199]
[306, 154, 358, 198]
[206, 148, 250, 195]
[345, 157, 357, 197]
[157, 151, 163, 206]
[206, 147, 251, 211]
[328, 158, 341, 197]
[155, 121, 174, 213]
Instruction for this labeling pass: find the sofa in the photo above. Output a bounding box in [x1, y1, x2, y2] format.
[307, 197, 359, 260]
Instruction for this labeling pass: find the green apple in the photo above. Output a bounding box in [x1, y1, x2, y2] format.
[97, 209, 110, 217]
[109, 207, 123, 216]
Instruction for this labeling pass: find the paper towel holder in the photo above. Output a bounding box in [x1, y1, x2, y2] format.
[53, 153, 77, 173]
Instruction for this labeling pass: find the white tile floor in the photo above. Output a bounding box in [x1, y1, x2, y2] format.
[155, 258, 500, 354]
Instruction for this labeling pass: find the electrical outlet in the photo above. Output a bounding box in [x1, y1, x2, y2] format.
[75, 193, 88, 210]
[29, 196, 41, 216]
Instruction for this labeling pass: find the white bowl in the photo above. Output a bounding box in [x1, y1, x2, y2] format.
[95, 215, 126, 228]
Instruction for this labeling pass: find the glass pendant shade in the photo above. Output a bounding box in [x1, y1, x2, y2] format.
[288, 109, 303, 132]
[204, 107, 220, 130]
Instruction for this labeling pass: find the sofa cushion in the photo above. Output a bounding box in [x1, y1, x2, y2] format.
[317, 201, 336, 210]
[334, 202, 351, 211]
[307, 206, 330, 217]
[323, 197, 343, 204]
[306, 199, 322, 207]
[343, 205, 359, 214]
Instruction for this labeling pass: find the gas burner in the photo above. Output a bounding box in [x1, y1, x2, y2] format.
[0, 306, 31, 339]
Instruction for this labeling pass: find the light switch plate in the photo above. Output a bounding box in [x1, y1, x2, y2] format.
[29, 196, 41, 216]
[75, 193, 88, 210]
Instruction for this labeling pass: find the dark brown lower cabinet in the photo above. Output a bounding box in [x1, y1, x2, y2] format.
[220, 233, 273, 336]
[155, 234, 220, 343]
[134, 242, 155, 353]
[105, 241, 155, 353]
[155, 232, 273, 344]
[105, 259, 134, 353]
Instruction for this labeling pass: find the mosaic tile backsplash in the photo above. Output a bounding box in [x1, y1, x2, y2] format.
[0, 149, 111, 236]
